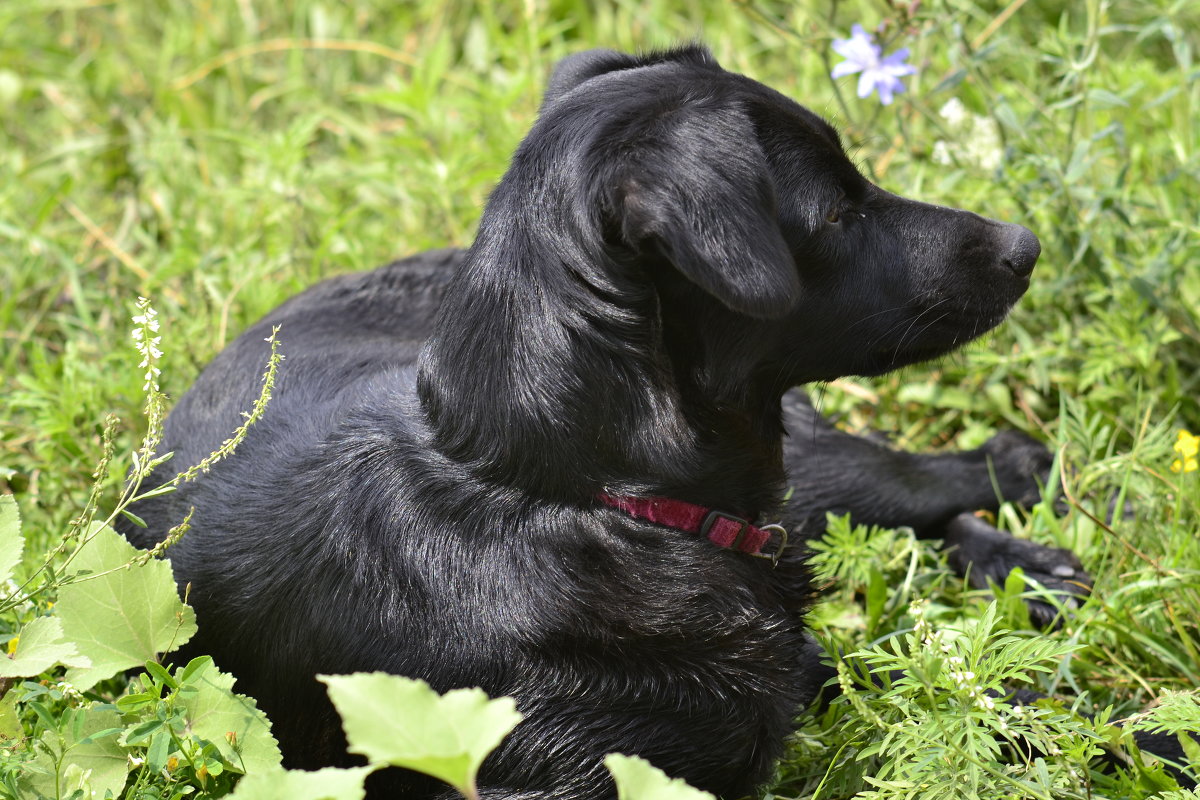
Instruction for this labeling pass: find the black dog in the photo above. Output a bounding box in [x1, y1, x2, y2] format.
[123, 46, 1082, 797]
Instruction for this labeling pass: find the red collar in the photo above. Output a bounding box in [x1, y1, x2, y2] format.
[597, 493, 788, 565]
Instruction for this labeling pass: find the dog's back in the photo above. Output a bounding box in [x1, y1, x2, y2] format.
[136, 249, 460, 473]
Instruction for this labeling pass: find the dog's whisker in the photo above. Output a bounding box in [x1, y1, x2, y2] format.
[892, 311, 952, 367]
[862, 296, 949, 362]
[843, 287, 944, 333]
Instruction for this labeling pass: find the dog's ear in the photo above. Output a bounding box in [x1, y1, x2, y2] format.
[616, 103, 800, 319]
[543, 49, 639, 107]
[544, 45, 720, 108]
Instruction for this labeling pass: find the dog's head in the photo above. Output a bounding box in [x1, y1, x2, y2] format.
[531, 45, 1039, 386]
[420, 46, 1039, 496]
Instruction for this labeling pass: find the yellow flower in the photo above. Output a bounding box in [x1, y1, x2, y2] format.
[1171, 429, 1199, 473]
[5, 636, 16, 655]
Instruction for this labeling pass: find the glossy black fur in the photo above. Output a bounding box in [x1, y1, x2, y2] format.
[121, 47, 1053, 798]
[781, 395, 1054, 537]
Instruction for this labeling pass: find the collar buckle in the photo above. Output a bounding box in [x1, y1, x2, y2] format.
[752, 523, 789, 567]
[699, 511, 789, 567]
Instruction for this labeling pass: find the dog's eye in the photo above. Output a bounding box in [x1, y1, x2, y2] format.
[825, 194, 846, 224]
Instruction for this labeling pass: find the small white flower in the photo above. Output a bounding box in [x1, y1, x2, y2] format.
[948, 668, 977, 688]
[131, 298, 164, 394]
[932, 98, 1003, 170]
[939, 97, 969, 127]
[55, 680, 84, 702]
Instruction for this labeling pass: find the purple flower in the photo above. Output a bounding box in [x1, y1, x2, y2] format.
[831, 24, 917, 105]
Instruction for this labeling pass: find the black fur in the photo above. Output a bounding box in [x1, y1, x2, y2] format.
[122, 46, 1059, 798]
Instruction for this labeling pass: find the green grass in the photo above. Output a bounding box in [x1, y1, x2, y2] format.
[1, 0, 1198, 798]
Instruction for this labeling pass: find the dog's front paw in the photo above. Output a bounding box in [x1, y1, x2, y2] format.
[979, 430, 1055, 508]
[942, 512, 1090, 628]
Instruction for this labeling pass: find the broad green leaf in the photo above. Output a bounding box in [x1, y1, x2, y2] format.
[56, 522, 197, 691]
[865, 565, 887, 632]
[18, 706, 128, 800]
[177, 657, 282, 774]
[0, 615, 90, 678]
[144, 658, 177, 689]
[227, 766, 374, 800]
[147, 728, 171, 771]
[320, 673, 521, 797]
[895, 383, 975, 411]
[0, 494, 21, 586]
[605, 754, 716, 800]
[1179, 732, 1200, 768]
[0, 692, 20, 740]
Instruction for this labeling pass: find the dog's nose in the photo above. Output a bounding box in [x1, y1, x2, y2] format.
[1001, 224, 1040, 278]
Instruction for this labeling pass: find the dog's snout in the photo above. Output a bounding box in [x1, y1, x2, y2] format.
[1001, 225, 1040, 279]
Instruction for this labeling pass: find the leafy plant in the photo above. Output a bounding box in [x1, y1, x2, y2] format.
[0, 498, 283, 798]
[605, 755, 716, 800]
[321, 674, 522, 800]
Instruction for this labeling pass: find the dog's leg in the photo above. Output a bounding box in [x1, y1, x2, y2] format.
[780, 388, 1052, 537]
[780, 389, 1090, 624]
[941, 512, 1089, 627]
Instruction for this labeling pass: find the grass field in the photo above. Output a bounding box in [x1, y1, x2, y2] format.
[1, 0, 1199, 798]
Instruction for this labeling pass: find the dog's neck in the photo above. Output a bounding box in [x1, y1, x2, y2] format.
[416, 202, 787, 517]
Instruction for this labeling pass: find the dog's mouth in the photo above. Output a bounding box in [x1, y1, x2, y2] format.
[862, 343, 955, 375]
[861, 304, 1016, 375]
